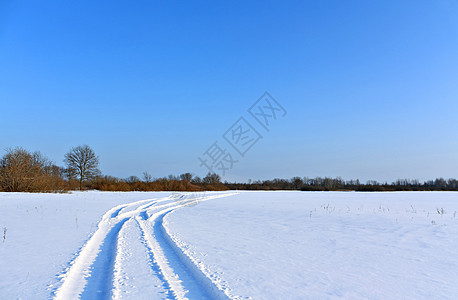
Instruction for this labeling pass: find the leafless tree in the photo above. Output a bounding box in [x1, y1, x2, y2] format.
[64, 145, 100, 190]
[0, 147, 60, 192]
[143, 171, 153, 183]
[290, 176, 303, 189]
[125, 176, 140, 184]
[179, 172, 193, 182]
[203, 172, 221, 185]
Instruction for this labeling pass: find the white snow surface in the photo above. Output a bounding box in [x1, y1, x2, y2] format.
[165, 191, 458, 299]
[0, 191, 169, 299]
[1, 191, 458, 299]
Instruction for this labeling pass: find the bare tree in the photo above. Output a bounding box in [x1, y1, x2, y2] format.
[0, 147, 62, 192]
[290, 176, 303, 189]
[143, 171, 153, 183]
[125, 176, 140, 184]
[203, 172, 221, 185]
[179, 172, 193, 182]
[64, 145, 100, 190]
[191, 175, 202, 185]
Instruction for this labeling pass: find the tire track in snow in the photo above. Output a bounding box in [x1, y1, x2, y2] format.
[112, 218, 174, 300]
[137, 207, 207, 300]
[110, 207, 126, 218]
[136, 193, 237, 300]
[79, 217, 129, 299]
[53, 192, 237, 300]
[52, 197, 161, 300]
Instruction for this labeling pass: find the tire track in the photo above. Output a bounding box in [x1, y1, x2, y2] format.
[52, 197, 161, 300]
[137, 206, 206, 300]
[79, 217, 129, 299]
[53, 192, 237, 300]
[136, 193, 237, 300]
[112, 218, 174, 300]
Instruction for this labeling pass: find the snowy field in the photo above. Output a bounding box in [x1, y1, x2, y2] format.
[1, 191, 458, 299]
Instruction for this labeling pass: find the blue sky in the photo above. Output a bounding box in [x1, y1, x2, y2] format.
[1, 0, 457, 182]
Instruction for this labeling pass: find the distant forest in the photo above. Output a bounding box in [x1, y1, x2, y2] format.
[0, 146, 457, 192]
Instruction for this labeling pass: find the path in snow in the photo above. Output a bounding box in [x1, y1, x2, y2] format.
[52, 192, 237, 300]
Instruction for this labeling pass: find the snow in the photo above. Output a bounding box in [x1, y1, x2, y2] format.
[0, 191, 169, 299]
[165, 191, 458, 299]
[1, 191, 458, 299]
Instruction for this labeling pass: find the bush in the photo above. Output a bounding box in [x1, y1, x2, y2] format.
[0, 147, 66, 192]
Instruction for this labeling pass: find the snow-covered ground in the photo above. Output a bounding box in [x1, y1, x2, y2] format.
[1, 191, 458, 299]
[0, 191, 170, 299]
[166, 191, 458, 299]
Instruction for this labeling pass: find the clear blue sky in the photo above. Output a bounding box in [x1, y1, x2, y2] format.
[1, 0, 457, 182]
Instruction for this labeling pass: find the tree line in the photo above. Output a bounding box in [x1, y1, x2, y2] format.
[0, 145, 457, 192]
[226, 177, 458, 191]
[0, 146, 226, 192]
